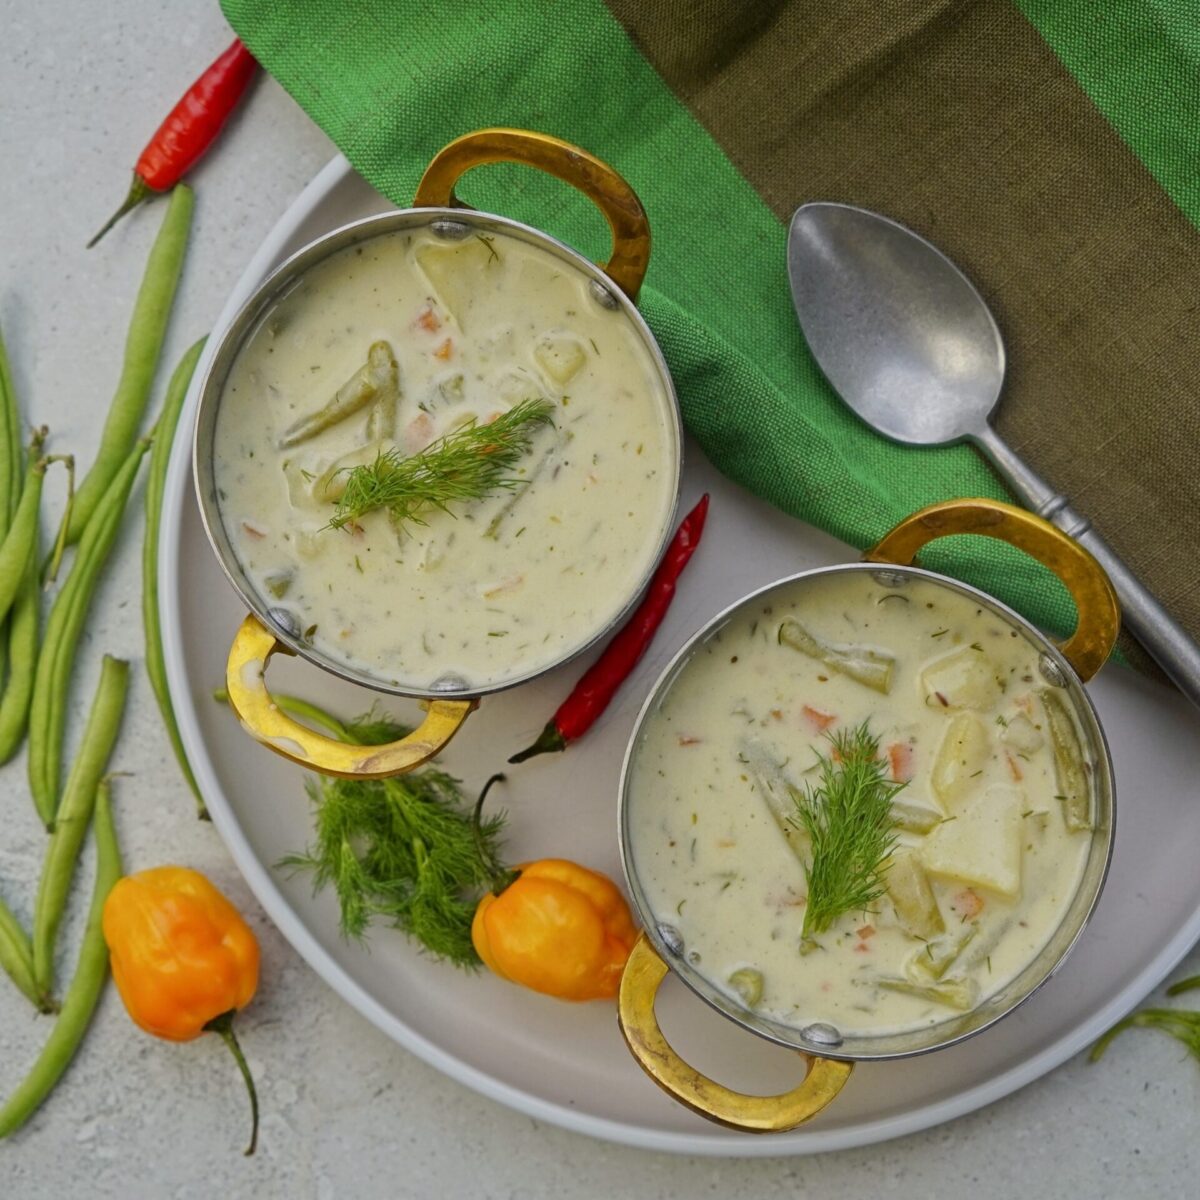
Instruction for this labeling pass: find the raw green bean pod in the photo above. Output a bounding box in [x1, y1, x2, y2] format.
[213, 685, 352, 741]
[41, 453, 76, 586]
[0, 779, 121, 1138]
[63, 185, 192, 545]
[28, 441, 149, 825]
[143, 338, 207, 818]
[0, 328, 24, 692]
[0, 434, 60, 622]
[0, 561, 40, 765]
[32, 656, 128, 997]
[0, 326, 21, 526]
[0, 892, 42, 1011]
[0, 353, 34, 764]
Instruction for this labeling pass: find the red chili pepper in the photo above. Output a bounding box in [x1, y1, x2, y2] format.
[509, 494, 710, 763]
[88, 39, 257, 248]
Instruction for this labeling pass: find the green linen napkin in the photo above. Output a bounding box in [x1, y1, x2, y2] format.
[221, 0, 1200, 657]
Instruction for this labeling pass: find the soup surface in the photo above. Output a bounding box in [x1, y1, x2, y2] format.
[627, 570, 1095, 1039]
[213, 223, 676, 691]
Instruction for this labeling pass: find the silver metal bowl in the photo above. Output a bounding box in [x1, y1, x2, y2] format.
[614, 498, 1120, 1131]
[192, 129, 682, 780]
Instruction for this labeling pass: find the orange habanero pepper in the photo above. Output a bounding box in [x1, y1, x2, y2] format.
[102, 866, 261, 1154]
[472, 859, 638, 1001]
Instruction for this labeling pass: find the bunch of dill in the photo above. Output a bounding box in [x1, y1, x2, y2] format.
[279, 709, 505, 967]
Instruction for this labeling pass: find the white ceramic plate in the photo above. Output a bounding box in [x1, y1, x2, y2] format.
[160, 157, 1200, 1156]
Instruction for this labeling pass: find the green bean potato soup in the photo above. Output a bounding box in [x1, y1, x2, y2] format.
[212, 223, 677, 692]
[626, 570, 1095, 1038]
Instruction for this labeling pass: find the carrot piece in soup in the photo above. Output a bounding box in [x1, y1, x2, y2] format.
[887, 741, 914, 782]
[802, 704, 837, 734]
[953, 888, 985, 921]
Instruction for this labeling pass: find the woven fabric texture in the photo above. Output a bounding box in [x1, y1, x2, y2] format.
[220, 0, 1200, 653]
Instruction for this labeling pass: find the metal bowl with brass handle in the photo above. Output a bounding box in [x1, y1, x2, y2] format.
[616, 497, 1119, 1132]
[194, 129, 682, 779]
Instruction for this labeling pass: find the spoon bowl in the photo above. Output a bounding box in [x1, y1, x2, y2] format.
[788, 202, 1004, 446]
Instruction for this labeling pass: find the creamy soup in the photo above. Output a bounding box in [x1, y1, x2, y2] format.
[212, 224, 677, 691]
[627, 570, 1095, 1039]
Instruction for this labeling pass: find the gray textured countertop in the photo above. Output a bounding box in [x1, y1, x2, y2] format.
[2, 4, 1197, 1196]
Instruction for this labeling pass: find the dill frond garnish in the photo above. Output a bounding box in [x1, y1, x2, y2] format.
[327, 397, 554, 533]
[791, 723, 902, 940]
[277, 706, 505, 966]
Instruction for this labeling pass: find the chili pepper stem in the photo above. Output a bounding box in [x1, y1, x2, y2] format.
[472, 774, 518, 894]
[507, 720, 567, 764]
[87, 174, 154, 249]
[204, 1010, 259, 1156]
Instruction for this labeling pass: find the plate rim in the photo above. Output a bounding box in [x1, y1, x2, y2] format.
[159, 154, 1200, 1157]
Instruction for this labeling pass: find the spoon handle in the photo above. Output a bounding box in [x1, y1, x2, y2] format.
[974, 424, 1200, 710]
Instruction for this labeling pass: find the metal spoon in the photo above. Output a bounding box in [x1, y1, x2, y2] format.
[787, 201, 1200, 709]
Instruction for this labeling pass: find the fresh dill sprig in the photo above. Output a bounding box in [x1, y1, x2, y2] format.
[277, 705, 505, 966]
[1090, 975, 1200, 1066]
[328, 397, 555, 532]
[790, 723, 902, 940]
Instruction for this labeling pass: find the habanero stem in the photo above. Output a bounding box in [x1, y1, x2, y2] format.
[472, 773, 518, 896]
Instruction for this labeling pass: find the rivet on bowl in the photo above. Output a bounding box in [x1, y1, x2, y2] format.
[1038, 653, 1067, 688]
[267, 607, 301, 639]
[871, 569, 909, 589]
[588, 279, 618, 311]
[656, 923, 684, 956]
[430, 219, 472, 240]
[799, 1022, 844, 1048]
[429, 672, 469, 693]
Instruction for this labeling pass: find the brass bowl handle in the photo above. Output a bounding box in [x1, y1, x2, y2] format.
[864, 498, 1120, 683]
[413, 127, 651, 301]
[617, 935, 853, 1132]
[225, 614, 476, 778]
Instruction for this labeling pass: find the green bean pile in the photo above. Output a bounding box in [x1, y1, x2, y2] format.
[27, 437, 151, 827]
[0, 185, 204, 1137]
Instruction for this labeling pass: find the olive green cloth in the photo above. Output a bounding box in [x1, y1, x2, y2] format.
[221, 0, 1200, 658]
